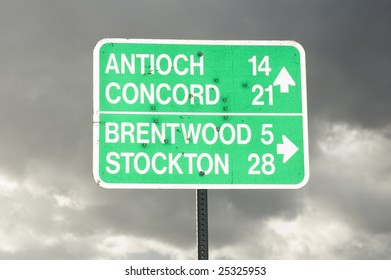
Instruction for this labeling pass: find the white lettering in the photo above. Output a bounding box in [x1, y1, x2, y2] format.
[181, 123, 202, 144]
[134, 152, 150, 174]
[121, 54, 135, 74]
[190, 84, 204, 105]
[156, 83, 171, 105]
[105, 53, 119, 74]
[220, 123, 236, 145]
[168, 153, 183, 174]
[215, 154, 229, 174]
[140, 84, 154, 104]
[121, 123, 135, 143]
[105, 82, 121, 104]
[105, 83, 220, 106]
[202, 123, 218, 145]
[122, 83, 139, 104]
[197, 153, 213, 175]
[105, 152, 230, 175]
[106, 152, 120, 174]
[105, 53, 204, 75]
[156, 54, 172, 75]
[166, 123, 180, 144]
[105, 123, 119, 143]
[151, 123, 165, 144]
[190, 55, 204, 75]
[106, 122, 252, 146]
[136, 54, 149, 75]
[172, 84, 188, 105]
[121, 152, 135, 173]
[205, 85, 220, 105]
[137, 123, 149, 143]
[183, 153, 197, 174]
[173, 54, 188, 75]
[152, 153, 167, 175]
[237, 124, 251, 144]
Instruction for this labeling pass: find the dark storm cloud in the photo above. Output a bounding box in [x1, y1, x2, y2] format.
[0, 1, 91, 177]
[302, 1, 391, 129]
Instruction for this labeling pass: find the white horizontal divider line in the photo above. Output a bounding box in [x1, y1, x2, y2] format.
[98, 111, 303, 117]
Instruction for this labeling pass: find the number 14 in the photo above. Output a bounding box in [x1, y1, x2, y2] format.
[248, 56, 271, 76]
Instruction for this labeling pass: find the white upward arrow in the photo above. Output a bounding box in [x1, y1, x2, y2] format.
[273, 67, 296, 93]
[277, 135, 299, 163]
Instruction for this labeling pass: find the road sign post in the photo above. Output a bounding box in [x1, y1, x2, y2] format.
[197, 189, 208, 260]
[93, 39, 309, 189]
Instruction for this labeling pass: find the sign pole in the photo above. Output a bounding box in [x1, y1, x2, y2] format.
[197, 189, 208, 260]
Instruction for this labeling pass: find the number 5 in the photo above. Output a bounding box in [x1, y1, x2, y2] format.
[261, 124, 273, 145]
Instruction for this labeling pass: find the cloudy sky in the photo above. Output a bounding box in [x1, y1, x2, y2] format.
[1, 0, 391, 260]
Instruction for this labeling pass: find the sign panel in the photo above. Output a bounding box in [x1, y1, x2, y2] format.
[93, 39, 309, 189]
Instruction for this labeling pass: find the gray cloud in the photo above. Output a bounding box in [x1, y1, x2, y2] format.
[208, 189, 304, 247]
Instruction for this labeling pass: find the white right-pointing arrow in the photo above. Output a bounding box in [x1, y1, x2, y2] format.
[277, 135, 299, 163]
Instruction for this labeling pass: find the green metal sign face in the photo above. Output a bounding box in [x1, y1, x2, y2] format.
[93, 39, 309, 189]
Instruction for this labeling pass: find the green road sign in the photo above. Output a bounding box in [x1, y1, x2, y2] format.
[93, 39, 309, 189]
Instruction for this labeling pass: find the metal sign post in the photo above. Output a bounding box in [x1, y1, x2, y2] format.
[197, 189, 208, 260]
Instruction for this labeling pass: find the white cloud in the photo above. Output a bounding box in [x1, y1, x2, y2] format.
[262, 203, 352, 259]
[53, 194, 84, 210]
[0, 174, 17, 194]
[313, 121, 391, 197]
[210, 198, 353, 260]
[317, 123, 391, 187]
[97, 235, 195, 260]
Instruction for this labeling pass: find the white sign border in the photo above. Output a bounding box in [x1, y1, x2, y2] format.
[93, 38, 309, 189]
